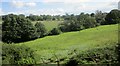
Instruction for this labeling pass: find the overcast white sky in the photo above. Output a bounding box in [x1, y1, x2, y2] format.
[0, 0, 120, 15]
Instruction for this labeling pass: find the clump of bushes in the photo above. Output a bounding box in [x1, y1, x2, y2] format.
[2, 44, 36, 64]
[48, 28, 61, 35]
[35, 22, 47, 38]
[116, 43, 120, 62]
[59, 19, 84, 32]
[65, 59, 79, 66]
[65, 44, 119, 65]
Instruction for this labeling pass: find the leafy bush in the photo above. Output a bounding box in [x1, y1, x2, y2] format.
[35, 22, 47, 38]
[65, 59, 79, 66]
[95, 10, 107, 25]
[116, 43, 120, 62]
[65, 44, 118, 64]
[59, 20, 83, 32]
[2, 44, 36, 64]
[83, 17, 97, 29]
[48, 28, 61, 35]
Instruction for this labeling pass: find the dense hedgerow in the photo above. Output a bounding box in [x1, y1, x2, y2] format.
[65, 43, 119, 65]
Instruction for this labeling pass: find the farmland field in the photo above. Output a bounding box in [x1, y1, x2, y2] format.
[32, 20, 63, 31]
[14, 24, 118, 63]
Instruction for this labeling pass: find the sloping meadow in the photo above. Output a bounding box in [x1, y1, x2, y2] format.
[2, 24, 119, 64]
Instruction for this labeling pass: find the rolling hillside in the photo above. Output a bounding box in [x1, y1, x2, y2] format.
[16, 24, 118, 63]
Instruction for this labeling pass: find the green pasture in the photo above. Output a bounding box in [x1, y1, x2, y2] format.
[32, 20, 63, 32]
[15, 24, 118, 63]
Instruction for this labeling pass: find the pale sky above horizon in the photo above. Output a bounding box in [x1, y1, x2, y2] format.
[0, 0, 119, 15]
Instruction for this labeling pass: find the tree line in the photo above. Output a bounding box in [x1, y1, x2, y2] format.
[2, 14, 47, 43]
[2, 9, 120, 43]
[59, 9, 120, 32]
[26, 14, 63, 21]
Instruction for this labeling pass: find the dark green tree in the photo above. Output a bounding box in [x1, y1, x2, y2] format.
[49, 28, 61, 35]
[35, 22, 46, 38]
[83, 17, 97, 29]
[2, 14, 36, 43]
[90, 13, 95, 17]
[95, 10, 107, 25]
[59, 20, 82, 32]
[105, 9, 120, 24]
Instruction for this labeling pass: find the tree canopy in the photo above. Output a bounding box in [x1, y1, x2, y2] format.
[2, 14, 36, 43]
[35, 22, 47, 38]
[105, 9, 120, 24]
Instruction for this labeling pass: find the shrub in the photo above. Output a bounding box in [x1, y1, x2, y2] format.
[59, 20, 83, 32]
[83, 17, 97, 29]
[66, 44, 118, 64]
[116, 43, 120, 62]
[2, 44, 36, 64]
[35, 22, 47, 38]
[49, 28, 61, 35]
[65, 59, 79, 66]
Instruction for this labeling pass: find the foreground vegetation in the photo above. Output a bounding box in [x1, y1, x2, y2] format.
[2, 44, 36, 64]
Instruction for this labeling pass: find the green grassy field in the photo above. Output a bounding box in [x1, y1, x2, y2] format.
[15, 24, 118, 63]
[32, 21, 63, 32]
